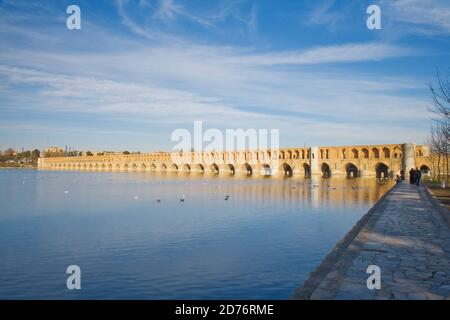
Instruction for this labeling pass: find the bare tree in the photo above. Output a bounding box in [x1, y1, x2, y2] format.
[429, 69, 450, 121]
[427, 68, 450, 182]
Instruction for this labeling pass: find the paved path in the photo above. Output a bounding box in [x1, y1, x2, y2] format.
[294, 182, 450, 300]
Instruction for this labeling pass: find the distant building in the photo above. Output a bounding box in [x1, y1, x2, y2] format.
[45, 147, 64, 154]
[44, 146, 64, 157]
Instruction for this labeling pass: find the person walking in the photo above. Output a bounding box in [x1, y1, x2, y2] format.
[409, 168, 416, 187]
[415, 167, 422, 186]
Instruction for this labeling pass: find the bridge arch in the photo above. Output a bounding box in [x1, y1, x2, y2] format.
[280, 163, 293, 177]
[241, 163, 252, 176]
[108, 163, 113, 171]
[321, 162, 331, 178]
[182, 164, 191, 173]
[303, 163, 311, 178]
[226, 164, 235, 175]
[210, 163, 219, 174]
[160, 163, 167, 171]
[345, 163, 358, 178]
[194, 164, 205, 173]
[420, 164, 430, 175]
[261, 163, 271, 176]
[362, 148, 369, 159]
[372, 148, 380, 159]
[375, 162, 389, 179]
[170, 164, 178, 172]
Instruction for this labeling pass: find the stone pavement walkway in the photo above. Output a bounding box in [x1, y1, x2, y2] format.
[293, 182, 450, 300]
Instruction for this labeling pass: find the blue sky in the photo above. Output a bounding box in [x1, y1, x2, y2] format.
[0, 0, 449, 151]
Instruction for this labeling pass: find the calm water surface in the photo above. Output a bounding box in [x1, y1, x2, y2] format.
[0, 169, 393, 299]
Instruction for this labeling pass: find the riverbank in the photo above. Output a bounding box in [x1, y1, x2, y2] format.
[0, 165, 36, 169]
[293, 182, 450, 300]
[425, 182, 450, 210]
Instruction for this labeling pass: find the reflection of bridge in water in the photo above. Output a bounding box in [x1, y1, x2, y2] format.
[38, 143, 432, 179]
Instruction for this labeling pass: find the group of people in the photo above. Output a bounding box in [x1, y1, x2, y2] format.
[409, 167, 422, 186]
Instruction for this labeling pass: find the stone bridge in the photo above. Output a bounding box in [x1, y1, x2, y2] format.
[38, 143, 432, 178]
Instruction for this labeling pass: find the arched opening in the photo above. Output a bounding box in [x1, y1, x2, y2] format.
[383, 148, 390, 158]
[362, 148, 369, 159]
[210, 163, 219, 174]
[141, 163, 147, 170]
[321, 163, 331, 178]
[420, 165, 430, 176]
[241, 163, 252, 176]
[372, 148, 379, 159]
[115, 164, 120, 170]
[195, 164, 205, 173]
[352, 149, 358, 159]
[131, 163, 138, 170]
[101, 163, 106, 170]
[182, 164, 191, 173]
[171, 164, 178, 172]
[303, 163, 311, 178]
[375, 163, 389, 179]
[261, 164, 271, 176]
[280, 163, 293, 177]
[150, 163, 157, 170]
[108, 164, 113, 171]
[345, 163, 358, 178]
[227, 164, 235, 175]
[123, 164, 129, 171]
[160, 163, 167, 171]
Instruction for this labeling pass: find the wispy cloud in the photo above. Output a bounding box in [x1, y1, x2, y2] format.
[382, 0, 450, 35]
[0, 0, 438, 149]
[116, 0, 157, 39]
[230, 42, 414, 65]
[116, 0, 259, 39]
[307, 0, 352, 30]
[153, 0, 182, 22]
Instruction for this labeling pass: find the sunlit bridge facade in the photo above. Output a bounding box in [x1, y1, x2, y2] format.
[38, 143, 432, 179]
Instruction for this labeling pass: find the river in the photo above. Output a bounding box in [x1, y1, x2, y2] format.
[0, 169, 392, 299]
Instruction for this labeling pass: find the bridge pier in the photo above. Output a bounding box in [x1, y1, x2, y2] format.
[402, 143, 416, 175]
[310, 146, 321, 176]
